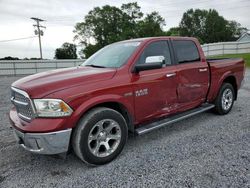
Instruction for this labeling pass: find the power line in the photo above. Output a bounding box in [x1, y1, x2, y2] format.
[0, 36, 37, 43]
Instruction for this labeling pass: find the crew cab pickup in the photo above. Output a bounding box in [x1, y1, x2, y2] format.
[9, 37, 245, 165]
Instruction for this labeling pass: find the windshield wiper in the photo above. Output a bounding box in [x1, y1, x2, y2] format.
[85, 64, 106, 68]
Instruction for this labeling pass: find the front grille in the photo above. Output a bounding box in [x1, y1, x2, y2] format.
[11, 87, 35, 121]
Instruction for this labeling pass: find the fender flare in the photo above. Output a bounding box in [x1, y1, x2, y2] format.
[70, 94, 134, 130]
[209, 70, 237, 101]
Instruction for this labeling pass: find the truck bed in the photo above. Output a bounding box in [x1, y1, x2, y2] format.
[207, 57, 243, 64]
[206, 57, 245, 102]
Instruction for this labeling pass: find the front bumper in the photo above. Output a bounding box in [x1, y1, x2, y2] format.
[12, 127, 72, 155]
[9, 107, 72, 154]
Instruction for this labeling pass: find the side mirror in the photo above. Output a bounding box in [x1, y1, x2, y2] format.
[145, 56, 165, 64]
[133, 55, 164, 73]
[134, 62, 162, 73]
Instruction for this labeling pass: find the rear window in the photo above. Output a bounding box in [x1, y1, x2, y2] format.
[173, 40, 200, 64]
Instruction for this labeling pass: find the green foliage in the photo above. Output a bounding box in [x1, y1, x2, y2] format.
[55, 42, 77, 59]
[74, 4, 248, 58]
[137, 11, 165, 37]
[74, 2, 165, 58]
[179, 9, 247, 44]
[165, 27, 180, 36]
[210, 53, 250, 67]
[0, 56, 19, 60]
[80, 44, 102, 59]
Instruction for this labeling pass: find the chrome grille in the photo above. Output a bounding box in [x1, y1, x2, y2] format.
[11, 87, 35, 121]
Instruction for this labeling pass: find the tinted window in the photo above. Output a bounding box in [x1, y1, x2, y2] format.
[138, 41, 172, 65]
[173, 40, 200, 64]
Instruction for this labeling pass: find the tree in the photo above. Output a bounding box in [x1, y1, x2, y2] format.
[55, 43, 77, 59]
[227, 21, 248, 40]
[179, 9, 207, 43]
[0, 56, 19, 60]
[74, 2, 165, 58]
[179, 9, 247, 44]
[121, 2, 143, 38]
[165, 27, 180, 36]
[137, 11, 165, 37]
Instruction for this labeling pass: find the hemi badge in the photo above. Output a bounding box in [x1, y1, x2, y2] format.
[124, 92, 133, 97]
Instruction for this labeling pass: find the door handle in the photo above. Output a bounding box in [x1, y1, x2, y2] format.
[166, 73, 176, 77]
[199, 68, 208, 72]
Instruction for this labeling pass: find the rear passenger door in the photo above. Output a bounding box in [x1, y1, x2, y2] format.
[172, 39, 209, 111]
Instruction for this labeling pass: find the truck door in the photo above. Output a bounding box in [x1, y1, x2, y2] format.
[131, 40, 178, 124]
[171, 39, 209, 111]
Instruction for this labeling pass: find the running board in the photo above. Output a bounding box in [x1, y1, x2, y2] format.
[135, 103, 215, 135]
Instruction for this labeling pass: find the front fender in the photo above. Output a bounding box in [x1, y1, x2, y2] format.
[69, 94, 134, 129]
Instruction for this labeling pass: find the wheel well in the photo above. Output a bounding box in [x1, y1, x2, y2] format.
[86, 102, 134, 133]
[223, 76, 237, 100]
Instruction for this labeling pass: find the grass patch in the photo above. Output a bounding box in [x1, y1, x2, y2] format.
[208, 53, 250, 67]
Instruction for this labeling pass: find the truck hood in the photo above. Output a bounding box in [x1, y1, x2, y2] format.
[12, 66, 117, 98]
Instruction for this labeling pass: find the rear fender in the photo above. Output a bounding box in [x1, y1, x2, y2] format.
[208, 70, 236, 102]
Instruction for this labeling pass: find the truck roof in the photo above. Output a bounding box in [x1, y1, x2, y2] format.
[120, 36, 197, 43]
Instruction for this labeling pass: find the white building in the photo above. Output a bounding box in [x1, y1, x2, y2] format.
[237, 32, 250, 42]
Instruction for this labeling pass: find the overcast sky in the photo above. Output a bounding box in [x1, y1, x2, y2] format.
[0, 0, 249, 59]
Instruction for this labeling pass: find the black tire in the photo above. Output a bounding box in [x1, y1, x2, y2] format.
[214, 83, 235, 115]
[72, 107, 128, 165]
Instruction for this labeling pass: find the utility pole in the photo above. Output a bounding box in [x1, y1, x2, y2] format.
[31, 17, 46, 59]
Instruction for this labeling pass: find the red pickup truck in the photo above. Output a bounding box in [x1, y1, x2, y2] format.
[9, 37, 245, 165]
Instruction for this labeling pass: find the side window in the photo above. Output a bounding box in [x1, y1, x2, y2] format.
[138, 41, 172, 66]
[172, 40, 200, 64]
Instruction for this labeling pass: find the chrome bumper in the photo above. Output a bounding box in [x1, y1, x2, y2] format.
[13, 128, 72, 155]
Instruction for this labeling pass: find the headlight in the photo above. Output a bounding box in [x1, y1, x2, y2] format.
[33, 99, 73, 117]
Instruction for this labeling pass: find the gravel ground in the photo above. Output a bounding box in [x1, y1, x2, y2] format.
[0, 70, 250, 188]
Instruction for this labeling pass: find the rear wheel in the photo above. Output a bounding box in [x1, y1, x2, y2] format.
[214, 83, 235, 115]
[72, 107, 128, 165]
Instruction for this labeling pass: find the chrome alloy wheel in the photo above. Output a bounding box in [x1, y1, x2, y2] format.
[222, 88, 233, 111]
[88, 119, 121, 157]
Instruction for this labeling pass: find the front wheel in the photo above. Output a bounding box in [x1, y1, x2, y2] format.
[214, 83, 235, 115]
[72, 107, 128, 165]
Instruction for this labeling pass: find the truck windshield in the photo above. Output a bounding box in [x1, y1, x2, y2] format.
[82, 41, 141, 68]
